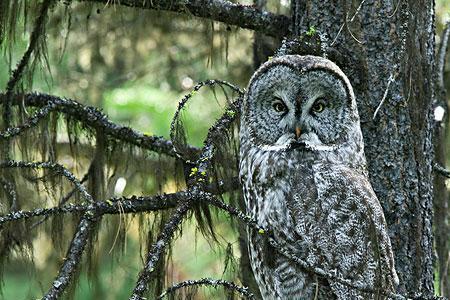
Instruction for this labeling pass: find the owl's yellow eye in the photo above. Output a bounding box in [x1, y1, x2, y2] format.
[311, 99, 326, 113]
[272, 99, 287, 113]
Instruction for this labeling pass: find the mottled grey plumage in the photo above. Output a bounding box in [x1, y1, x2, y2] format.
[239, 55, 399, 299]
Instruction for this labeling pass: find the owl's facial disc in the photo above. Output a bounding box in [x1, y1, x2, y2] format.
[293, 71, 353, 149]
[246, 66, 355, 152]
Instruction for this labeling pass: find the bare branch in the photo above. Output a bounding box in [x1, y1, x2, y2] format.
[0, 101, 57, 139]
[3, 0, 53, 130]
[0, 160, 94, 203]
[43, 212, 98, 300]
[131, 98, 241, 299]
[157, 278, 255, 299]
[0, 193, 182, 227]
[78, 0, 290, 38]
[130, 195, 195, 299]
[170, 79, 243, 161]
[0, 92, 200, 158]
[434, 163, 450, 179]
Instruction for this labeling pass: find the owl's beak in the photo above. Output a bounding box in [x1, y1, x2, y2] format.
[295, 127, 302, 139]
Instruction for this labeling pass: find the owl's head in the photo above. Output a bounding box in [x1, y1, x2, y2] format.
[242, 55, 361, 152]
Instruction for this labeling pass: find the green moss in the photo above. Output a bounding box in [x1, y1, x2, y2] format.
[306, 26, 316, 37]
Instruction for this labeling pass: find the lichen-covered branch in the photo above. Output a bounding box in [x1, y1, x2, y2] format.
[157, 278, 255, 299]
[42, 212, 98, 300]
[0, 160, 93, 203]
[434, 163, 450, 179]
[130, 192, 197, 300]
[0, 92, 199, 158]
[78, 0, 290, 38]
[130, 97, 241, 299]
[170, 79, 243, 161]
[0, 179, 240, 228]
[0, 193, 182, 227]
[0, 102, 57, 139]
[3, 0, 53, 131]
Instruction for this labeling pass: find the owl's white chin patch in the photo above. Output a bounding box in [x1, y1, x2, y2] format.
[259, 134, 295, 151]
[299, 132, 337, 151]
[259, 132, 337, 152]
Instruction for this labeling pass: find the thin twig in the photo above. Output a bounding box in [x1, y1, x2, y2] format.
[30, 172, 89, 229]
[0, 102, 57, 139]
[170, 79, 243, 161]
[0, 160, 94, 203]
[157, 278, 255, 299]
[331, 0, 366, 46]
[373, 73, 395, 119]
[434, 163, 450, 179]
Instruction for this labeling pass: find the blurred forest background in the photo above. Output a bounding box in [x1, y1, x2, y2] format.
[0, 0, 449, 299]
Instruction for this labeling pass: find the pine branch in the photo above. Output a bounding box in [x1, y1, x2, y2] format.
[77, 0, 291, 38]
[0, 92, 200, 158]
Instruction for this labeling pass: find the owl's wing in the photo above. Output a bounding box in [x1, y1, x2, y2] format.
[288, 163, 398, 298]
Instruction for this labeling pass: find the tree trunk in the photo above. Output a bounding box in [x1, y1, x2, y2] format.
[290, 0, 436, 296]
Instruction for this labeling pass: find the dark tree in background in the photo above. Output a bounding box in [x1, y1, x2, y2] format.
[0, 0, 449, 299]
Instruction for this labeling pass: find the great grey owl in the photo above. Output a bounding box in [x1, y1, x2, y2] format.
[239, 55, 399, 299]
